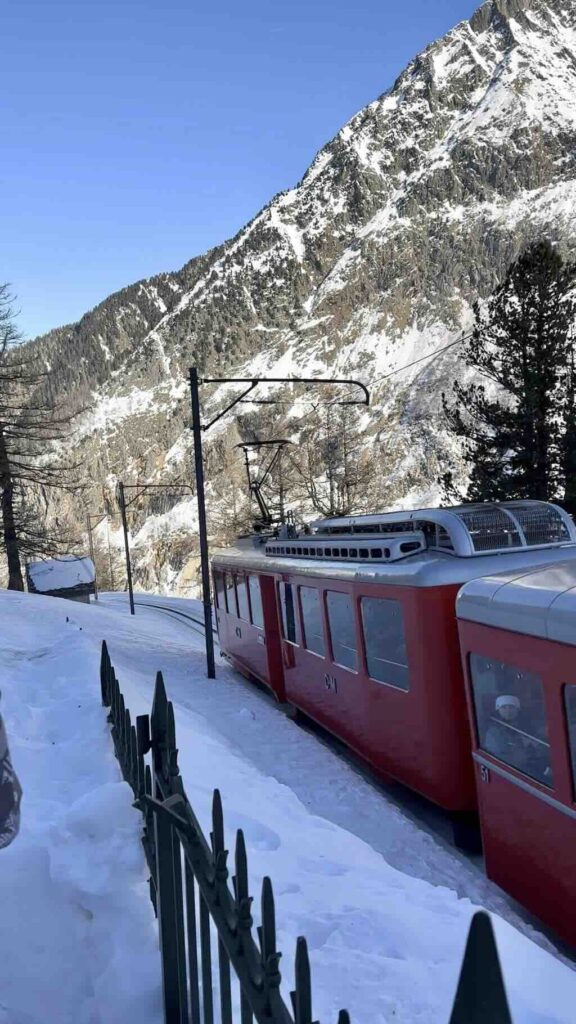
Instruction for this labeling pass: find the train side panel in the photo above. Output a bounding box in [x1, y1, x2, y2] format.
[458, 619, 576, 946]
[214, 567, 285, 700]
[362, 584, 476, 811]
[277, 572, 476, 812]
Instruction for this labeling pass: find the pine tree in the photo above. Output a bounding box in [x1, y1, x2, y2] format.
[0, 285, 81, 589]
[442, 241, 576, 503]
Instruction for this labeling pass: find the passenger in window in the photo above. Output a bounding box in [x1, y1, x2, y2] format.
[485, 695, 552, 784]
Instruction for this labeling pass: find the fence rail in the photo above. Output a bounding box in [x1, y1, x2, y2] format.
[100, 639, 514, 1024]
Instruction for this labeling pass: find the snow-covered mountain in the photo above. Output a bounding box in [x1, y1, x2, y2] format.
[31, 0, 576, 592]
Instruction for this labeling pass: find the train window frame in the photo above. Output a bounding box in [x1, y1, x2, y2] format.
[563, 684, 576, 801]
[360, 596, 410, 691]
[236, 575, 250, 622]
[326, 590, 358, 673]
[298, 586, 326, 658]
[224, 572, 238, 615]
[278, 581, 299, 646]
[248, 575, 264, 629]
[469, 654, 554, 789]
[214, 569, 225, 609]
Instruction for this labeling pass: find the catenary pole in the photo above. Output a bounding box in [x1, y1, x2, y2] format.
[187, 371, 368, 679]
[117, 482, 135, 616]
[86, 514, 99, 602]
[189, 367, 216, 678]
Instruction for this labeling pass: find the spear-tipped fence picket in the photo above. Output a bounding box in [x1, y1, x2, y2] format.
[100, 639, 515, 1024]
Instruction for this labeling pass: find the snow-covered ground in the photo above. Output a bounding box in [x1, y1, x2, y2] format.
[1, 588, 575, 1024]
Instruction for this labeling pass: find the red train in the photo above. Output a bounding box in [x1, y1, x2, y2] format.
[212, 500, 576, 946]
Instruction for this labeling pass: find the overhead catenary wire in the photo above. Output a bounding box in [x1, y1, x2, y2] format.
[234, 330, 474, 410]
[370, 330, 473, 388]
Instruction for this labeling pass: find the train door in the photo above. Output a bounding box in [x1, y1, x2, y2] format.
[461, 624, 576, 946]
[279, 576, 368, 751]
[257, 574, 285, 700]
[214, 566, 285, 700]
[213, 568, 229, 647]
[359, 584, 476, 811]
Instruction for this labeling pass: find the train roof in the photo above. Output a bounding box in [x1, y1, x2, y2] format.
[213, 542, 576, 589]
[213, 500, 576, 587]
[308, 500, 576, 557]
[456, 559, 576, 645]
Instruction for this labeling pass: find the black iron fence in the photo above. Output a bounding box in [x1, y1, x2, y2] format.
[100, 640, 514, 1024]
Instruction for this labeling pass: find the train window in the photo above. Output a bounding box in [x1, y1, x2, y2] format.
[340, 548, 348, 557]
[563, 686, 576, 798]
[248, 576, 264, 629]
[349, 548, 358, 557]
[360, 597, 409, 690]
[279, 582, 299, 645]
[299, 587, 325, 657]
[236, 576, 250, 621]
[370, 549, 383, 559]
[214, 570, 225, 608]
[326, 592, 357, 671]
[359, 549, 369, 559]
[469, 655, 553, 788]
[224, 573, 237, 616]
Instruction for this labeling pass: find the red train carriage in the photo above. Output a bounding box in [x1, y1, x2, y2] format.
[213, 502, 576, 824]
[457, 561, 576, 946]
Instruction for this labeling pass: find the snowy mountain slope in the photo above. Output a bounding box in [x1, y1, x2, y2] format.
[29, 0, 576, 591]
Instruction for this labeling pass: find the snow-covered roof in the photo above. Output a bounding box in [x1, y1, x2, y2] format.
[456, 560, 576, 645]
[26, 556, 95, 593]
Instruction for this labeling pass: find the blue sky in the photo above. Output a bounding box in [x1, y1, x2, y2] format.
[1, 0, 479, 339]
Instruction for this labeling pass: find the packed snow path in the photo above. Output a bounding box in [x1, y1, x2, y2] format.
[1, 590, 575, 1024]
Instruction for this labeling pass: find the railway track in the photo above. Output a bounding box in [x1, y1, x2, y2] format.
[101, 595, 219, 641]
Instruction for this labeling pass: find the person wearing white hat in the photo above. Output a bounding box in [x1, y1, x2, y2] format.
[495, 694, 521, 718]
[485, 692, 528, 772]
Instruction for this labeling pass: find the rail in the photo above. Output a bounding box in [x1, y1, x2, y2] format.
[100, 640, 515, 1024]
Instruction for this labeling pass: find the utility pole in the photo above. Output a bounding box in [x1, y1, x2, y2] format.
[86, 514, 99, 602]
[114, 480, 193, 620]
[106, 517, 115, 591]
[189, 368, 216, 678]
[117, 481, 135, 616]
[187, 370, 369, 680]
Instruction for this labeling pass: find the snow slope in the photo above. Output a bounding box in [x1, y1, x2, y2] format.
[1, 588, 575, 1022]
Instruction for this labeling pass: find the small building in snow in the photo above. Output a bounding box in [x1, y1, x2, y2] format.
[25, 556, 96, 604]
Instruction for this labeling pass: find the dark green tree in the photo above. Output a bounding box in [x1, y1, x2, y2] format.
[442, 241, 576, 503]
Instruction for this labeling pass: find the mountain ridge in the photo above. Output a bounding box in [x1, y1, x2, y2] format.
[21, 0, 576, 593]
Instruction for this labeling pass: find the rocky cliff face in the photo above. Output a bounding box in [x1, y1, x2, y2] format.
[27, 0, 576, 593]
